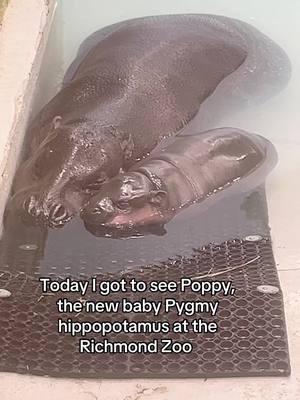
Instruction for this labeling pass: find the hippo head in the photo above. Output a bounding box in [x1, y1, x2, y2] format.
[7, 117, 124, 228]
[81, 171, 171, 237]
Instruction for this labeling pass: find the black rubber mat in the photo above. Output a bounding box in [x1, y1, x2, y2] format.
[0, 187, 291, 378]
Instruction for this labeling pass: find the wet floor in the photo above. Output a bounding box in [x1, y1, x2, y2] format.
[0, 186, 269, 275]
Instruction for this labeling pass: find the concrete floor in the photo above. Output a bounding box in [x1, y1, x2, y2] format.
[1, 143, 299, 400]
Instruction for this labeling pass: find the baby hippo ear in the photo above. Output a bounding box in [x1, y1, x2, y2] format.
[52, 115, 62, 130]
[149, 190, 167, 205]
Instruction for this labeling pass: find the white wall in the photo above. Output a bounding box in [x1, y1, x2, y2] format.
[0, 0, 57, 235]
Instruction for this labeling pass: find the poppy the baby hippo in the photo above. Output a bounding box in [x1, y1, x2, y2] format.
[81, 128, 277, 237]
[5, 14, 290, 228]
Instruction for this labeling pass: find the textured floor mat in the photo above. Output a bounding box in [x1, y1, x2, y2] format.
[0, 187, 291, 378]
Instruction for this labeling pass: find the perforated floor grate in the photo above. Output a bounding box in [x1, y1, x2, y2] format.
[0, 188, 291, 378]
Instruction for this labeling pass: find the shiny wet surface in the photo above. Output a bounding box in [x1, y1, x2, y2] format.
[0, 187, 268, 276]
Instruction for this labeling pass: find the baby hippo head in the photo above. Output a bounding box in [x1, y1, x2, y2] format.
[7, 116, 124, 228]
[81, 171, 169, 235]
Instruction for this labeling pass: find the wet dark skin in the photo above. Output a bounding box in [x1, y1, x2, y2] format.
[81, 128, 278, 237]
[9, 119, 124, 227]
[6, 14, 290, 229]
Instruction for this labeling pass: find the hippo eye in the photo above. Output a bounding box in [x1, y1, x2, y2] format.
[85, 182, 102, 191]
[83, 177, 107, 193]
[120, 183, 133, 198]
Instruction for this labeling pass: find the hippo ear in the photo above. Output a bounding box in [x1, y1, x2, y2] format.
[149, 190, 167, 205]
[52, 115, 62, 129]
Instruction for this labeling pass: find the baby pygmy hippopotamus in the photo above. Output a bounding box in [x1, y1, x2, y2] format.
[81, 128, 277, 236]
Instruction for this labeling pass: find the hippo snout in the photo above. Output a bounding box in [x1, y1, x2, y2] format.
[22, 194, 72, 228]
[7, 192, 73, 228]
[22, 195, 42, 218]
[81, 197, 115, 224]
[47, 202, 72, 227]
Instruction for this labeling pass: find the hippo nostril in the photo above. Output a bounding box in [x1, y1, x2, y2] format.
[94, 197, 114, 214]
[49, 203, 68, 223]
[23, 195, 38, 216]
[90, 199, 115, 221]
[91, 205, 105, 215]
[81, 198, 115, 225]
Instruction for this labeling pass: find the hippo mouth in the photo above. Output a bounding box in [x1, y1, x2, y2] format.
[82, 199, 162, 225]
[81, 199, 168, 237]
[84, 222, 168, 238]
[6, 187, 86, 229]
[83, 214, 168, 238]
[41, 204, 74, 228]
[15, 194, 74, 228]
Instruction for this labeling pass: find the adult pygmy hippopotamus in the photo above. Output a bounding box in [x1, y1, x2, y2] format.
[81, 128, 277, 237]
[7, 14, 290, 228]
